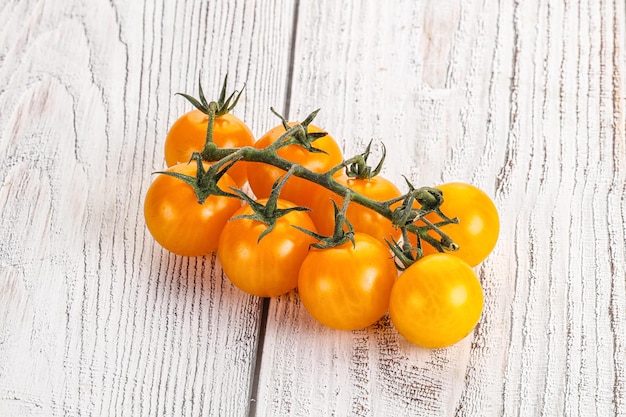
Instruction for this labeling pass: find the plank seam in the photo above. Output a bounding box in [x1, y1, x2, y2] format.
[248, 3, 302, 415]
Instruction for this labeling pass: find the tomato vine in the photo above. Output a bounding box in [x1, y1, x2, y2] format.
[182, 100, 460, 266]
[144, 76, 501, 348]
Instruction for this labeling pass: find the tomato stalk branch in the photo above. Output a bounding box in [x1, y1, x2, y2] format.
[203, 101, 218, 148]
[228, 166, 310, 242]
[201, 143, 453, 250]
[293, 189, 356, 249]
[182, 104, 458, 265]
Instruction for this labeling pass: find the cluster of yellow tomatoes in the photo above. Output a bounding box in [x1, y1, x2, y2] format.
[144, 86, 499, 348]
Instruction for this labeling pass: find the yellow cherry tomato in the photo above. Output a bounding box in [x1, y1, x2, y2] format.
[389, 253, 484, 348]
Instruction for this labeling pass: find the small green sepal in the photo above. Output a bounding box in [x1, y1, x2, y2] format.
[345, 141, 387, 180]
[292, 190, 355, 250]
[176, 74, 244, 117]
[228, 166, 310, 242]
[154, 154, 238, 204]
[268, 108, 329, 154]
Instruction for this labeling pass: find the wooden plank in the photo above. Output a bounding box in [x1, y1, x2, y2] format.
[254, 0, 626, 416]
[0, 0, 296, 416]
[0, 0, 625, 416]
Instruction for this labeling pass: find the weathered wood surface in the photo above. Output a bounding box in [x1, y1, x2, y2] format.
[0, 0, 624, 416]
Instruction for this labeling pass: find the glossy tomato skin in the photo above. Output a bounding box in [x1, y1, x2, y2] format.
[417, 182, 499, 267]
[144, 162, 241, 257]
[246, 123, 343, 206]
[217, 199, 317, 298]
[297, 232, 397, 330]
[308, 173, 402, 243]
[389, 253, 483, 348]
[164, 109, 254, 187]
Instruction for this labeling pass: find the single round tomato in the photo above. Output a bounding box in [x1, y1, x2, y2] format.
[297, 232, 397, 330]
[246, 123, 343, 206]
[308, 173, 402, 243]
[144, 162, 241, 256]
[415, 182, 499, 266]
[218, 199, 317, 297]
[164, 109, 254, 187]
[389, 253, 484, 348]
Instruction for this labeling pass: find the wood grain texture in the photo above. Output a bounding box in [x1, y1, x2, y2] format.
[0, 0, 294, 416]
[255, 0, 626, 416]
[0, 0, 625, 416]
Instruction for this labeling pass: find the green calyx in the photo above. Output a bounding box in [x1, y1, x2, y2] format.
[176, 74, 244, 118]
[155, 153, 237, 204]
[269, 108, 329, 154]
[174, 74, 246, 154]
[345, 141, 386, 180]
[293, 190, 356, 250]
[385, 178, 459, 268]
[385, 230, 420, 271]
[228, 166, 310, 242]
[391, 178, 444, 228]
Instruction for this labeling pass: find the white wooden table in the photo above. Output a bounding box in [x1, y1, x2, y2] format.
[1, 1, 625, 416]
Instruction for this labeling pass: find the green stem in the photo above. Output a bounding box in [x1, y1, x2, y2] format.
[191, 103, 457, 264]
[326, 155, 365, 176]
[206, 145, 394, 220]
[204, 102, 218, 148]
